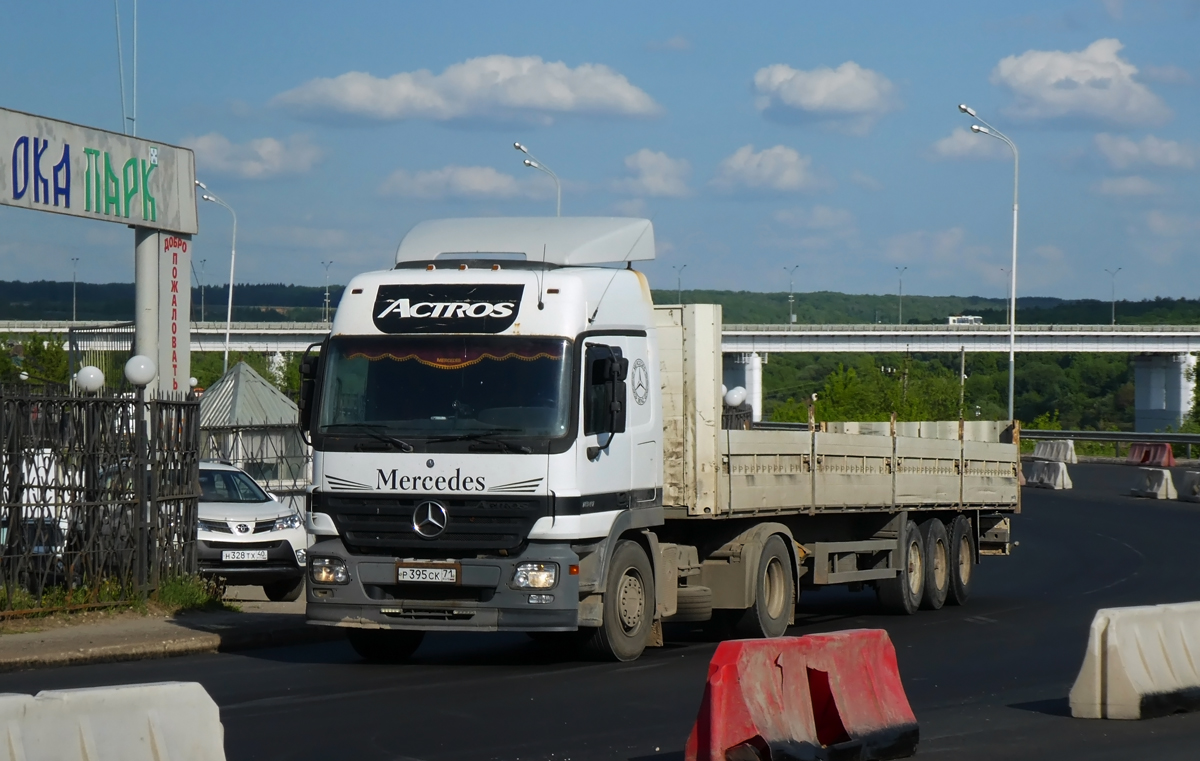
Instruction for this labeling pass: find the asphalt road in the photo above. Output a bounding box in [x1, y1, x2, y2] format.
[2, 463, 1199, 760]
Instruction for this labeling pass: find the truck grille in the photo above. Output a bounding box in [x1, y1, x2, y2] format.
[317, 494, 544, 555]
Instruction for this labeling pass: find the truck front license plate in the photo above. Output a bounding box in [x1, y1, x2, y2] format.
[397, 564, 459, 583]
[222, 550, 268, 562]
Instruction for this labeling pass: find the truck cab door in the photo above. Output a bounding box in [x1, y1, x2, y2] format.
[576, 341, 634, 514]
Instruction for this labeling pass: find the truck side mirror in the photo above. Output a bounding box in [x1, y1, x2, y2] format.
[608, 357, 628, 434]
[584, 345, 628, 438]
[297, 343, 322, 433]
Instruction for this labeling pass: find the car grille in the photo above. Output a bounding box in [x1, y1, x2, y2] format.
[199, 520, 233, 534]
[201, 540, 284, 550]
[318, 494, 544, 555]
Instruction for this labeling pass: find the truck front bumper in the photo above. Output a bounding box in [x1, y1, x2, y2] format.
[305, 537, 581, 632]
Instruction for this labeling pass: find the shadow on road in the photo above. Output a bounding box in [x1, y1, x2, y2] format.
[1009, 697, 1072, 717]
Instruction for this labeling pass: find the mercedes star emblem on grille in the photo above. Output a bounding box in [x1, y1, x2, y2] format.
[236, 524, 250, 534]
[412, 501, 448, 538]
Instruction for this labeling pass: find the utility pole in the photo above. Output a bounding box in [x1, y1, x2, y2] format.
[199, 259, 206, 321]
[895, 266, 907, 325]
[322, 260, 333, 323]
[784, 265, 800, 325]
[959, 346, 966, 419]
[1104, 267, 1122, 326]
[71, 257, 80, 322]
[672, 264, 687, 305]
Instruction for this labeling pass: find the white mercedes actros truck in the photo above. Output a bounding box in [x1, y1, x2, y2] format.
[299, 217, 1020, 662]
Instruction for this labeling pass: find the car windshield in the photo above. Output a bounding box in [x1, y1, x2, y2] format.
[200, 469, 270, 503]
[317, 336, 572, 438]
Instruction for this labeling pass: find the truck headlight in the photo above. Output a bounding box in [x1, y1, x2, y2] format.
[273, 513, 303, 531]
[310, 557, 349, 585]
[512, 562, 557, 589]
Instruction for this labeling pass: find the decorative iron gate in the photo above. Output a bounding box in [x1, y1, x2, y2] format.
[0, 387, 200, 614]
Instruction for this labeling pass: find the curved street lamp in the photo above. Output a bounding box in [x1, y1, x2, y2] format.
[514, 142, 561, 216]
[196, 180, 237, 374]
[959, 104, 1019, 421]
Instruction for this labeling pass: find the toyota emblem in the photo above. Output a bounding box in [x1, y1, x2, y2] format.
[411, 501, 448, 539]
[236, 524, 250, 534]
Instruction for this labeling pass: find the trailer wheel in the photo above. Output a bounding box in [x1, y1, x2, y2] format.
[877, 520, 924, 615]
[585, 540, 654, 662]
[947, 515, 975, 606]
[734, 535, 794, 639]
[347, 629, 424, 663]
[918, 519, 949, 610]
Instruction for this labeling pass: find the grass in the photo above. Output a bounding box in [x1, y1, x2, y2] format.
[152, 575, 239, 614]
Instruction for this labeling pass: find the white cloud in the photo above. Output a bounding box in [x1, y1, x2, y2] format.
[754, 61, 898, 133]
[186, 133, 321, 179]
[990, 39, 1170, 126]
[1095, 134, 1198, 170]
[272, 55, 660, 124]
[711, 145, 825, 193]
[613, 149, 690, 197]
[1091, 176, 1165, 196]
[849, 170, 883, 191]
[772, 205, 854, 230]
[930, 128, 1011, 160]
[1139, 64, 1192, 85]
[1145, 210, 1200, 237]
[379, 165, 548, 199]
[612, 198, 648, 216]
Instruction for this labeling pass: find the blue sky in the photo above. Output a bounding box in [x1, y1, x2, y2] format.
[2, 1, 1199, 302]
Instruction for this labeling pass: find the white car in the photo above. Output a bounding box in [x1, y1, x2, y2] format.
[197, 461, 310, 602]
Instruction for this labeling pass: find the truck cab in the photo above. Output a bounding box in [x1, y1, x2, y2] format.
[300, 217, 665, 661]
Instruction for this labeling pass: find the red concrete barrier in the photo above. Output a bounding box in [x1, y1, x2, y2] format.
[684, 629, 918, 761]
[1126, 443, 1175, 468]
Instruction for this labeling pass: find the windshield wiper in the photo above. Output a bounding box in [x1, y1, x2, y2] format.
[323, 424, 414, 452]
[428, 430, 532, 454]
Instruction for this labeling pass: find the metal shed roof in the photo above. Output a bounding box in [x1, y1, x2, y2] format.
[395, 217, 655, 267]
[200, 361, 298, 428]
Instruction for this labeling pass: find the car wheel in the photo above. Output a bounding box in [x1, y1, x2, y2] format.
[263, 577, 304, 602]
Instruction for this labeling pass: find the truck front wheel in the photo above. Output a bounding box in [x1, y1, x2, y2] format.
[586, 540, 654, 662]
[877, 520, 924, 615]
[735, 534, 794, 638]
[347, 628, 425, 663]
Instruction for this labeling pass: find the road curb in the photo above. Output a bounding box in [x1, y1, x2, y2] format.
[0, 619, 345, 673]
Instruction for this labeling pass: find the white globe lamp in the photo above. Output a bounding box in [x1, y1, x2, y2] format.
[76, 366, 105, 392]
[724, 386, 748, 407]
[124, 355, 157, 387]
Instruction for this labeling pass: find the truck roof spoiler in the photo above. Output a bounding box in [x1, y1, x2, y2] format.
[394, 217, 655, 268]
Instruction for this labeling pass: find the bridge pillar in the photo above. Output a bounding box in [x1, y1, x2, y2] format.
[1134, 353, 1196, 432]
[722, 352, 763, 422]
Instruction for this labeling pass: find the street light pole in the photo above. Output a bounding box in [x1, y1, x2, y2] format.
[895, 266, 907, 325]
[1104, 267, 1122, 326]
[960, 103, 1019, 421]
[196, 180, 237, 374]
[71, 257, 79, 322]
[514, 143, 561, 216]
[672, 264, 688, 304]
[199, 259, 206, 322]
[321, 260, 333, 323]
[785, 265, 800, 325]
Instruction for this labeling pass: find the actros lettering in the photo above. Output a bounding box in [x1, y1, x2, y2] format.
[376, 298, 515, 320]
[376, 467, 487, 492]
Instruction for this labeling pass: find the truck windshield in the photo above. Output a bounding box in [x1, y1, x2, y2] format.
[317, 336, 572, 439]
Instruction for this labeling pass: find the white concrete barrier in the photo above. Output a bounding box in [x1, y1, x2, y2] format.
[1131, 468, 1177, 499]
[0, 681, 224, 760]
[1024, 461, 1073, 490]
[1031, 439, 1077, 464]
[1070, 602, 1200, 720]
[1176, 471, 1200, 503]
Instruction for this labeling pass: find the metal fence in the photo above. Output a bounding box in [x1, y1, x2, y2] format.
[0, 386, 200, 614]
[201, 424, 311, 512]
[67, 322, 136, 391]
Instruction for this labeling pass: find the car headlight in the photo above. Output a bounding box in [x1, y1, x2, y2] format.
[310, 557, 349, 585]
[512, 562, 557, 589]
[273, 513, 303, 531]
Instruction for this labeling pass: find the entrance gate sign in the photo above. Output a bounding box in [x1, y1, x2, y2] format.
[0, 107, 198, 235]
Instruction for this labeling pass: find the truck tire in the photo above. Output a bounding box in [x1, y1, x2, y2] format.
[947, 514, 975, 606]
[918, 519, 949, 611]
[347, 628, 424, 663]
[263, 577, 304, 602]
[668, 585, 713, 623]
[877, 520, 924, 615]
[734, 535, 794, 639]
[585, 540, 655, 662]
